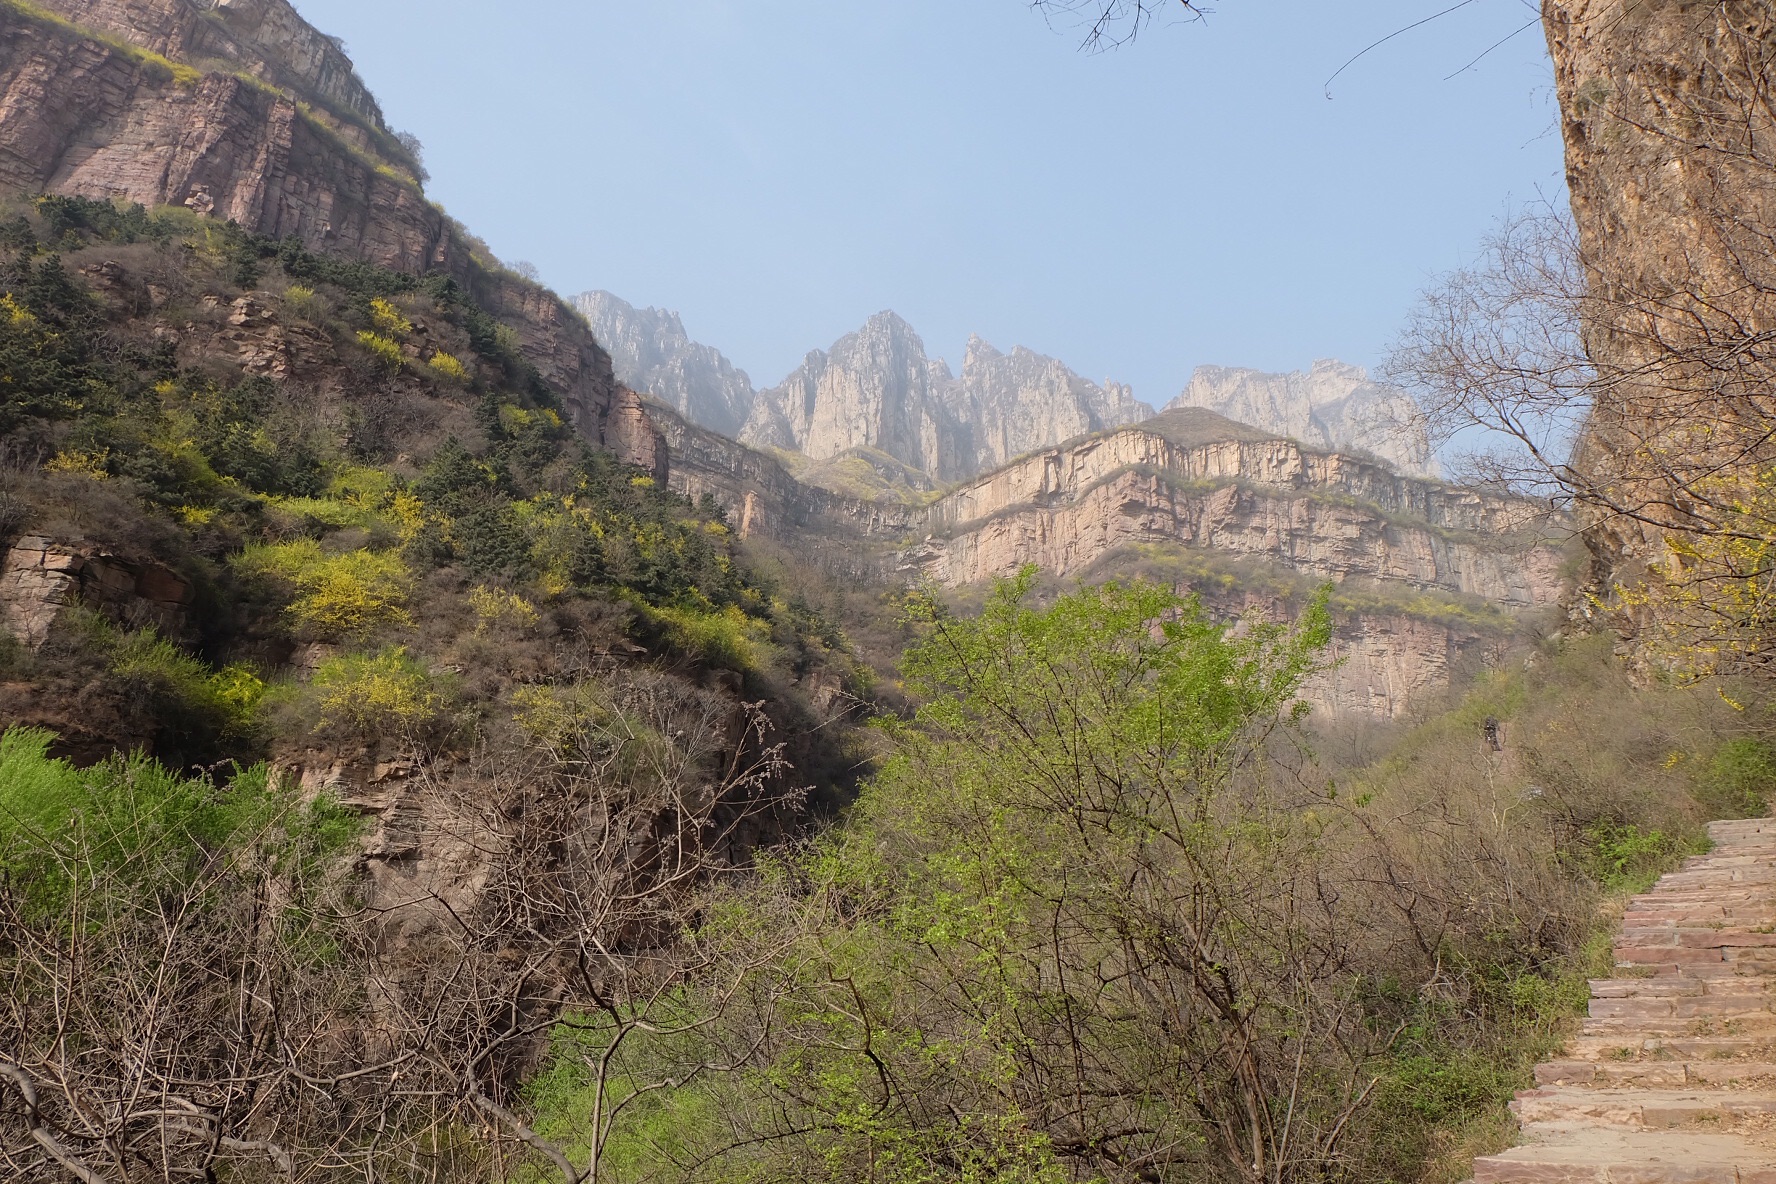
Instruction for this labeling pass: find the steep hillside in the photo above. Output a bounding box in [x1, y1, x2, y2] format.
[0, 0, 659, 466]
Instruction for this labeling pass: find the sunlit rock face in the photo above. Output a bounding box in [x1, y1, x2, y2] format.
[741, 311, 970, 480]
[574, 291, 755, 437]
[1168, 360, 1436, 478]
[736, 312, 1150, 485]
[952, 334, 1152, 473]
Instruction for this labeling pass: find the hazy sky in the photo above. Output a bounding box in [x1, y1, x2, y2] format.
[292, 0, 1564, 405]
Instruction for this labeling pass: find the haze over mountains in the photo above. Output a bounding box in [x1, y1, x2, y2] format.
[575, 291, 1435, 488]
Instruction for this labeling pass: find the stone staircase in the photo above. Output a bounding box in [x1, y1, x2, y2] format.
[1472, 818, 1776, 1183]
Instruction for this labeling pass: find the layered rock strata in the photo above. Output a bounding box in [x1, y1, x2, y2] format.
[1475, 817, 1776, 1182]
[0, 534, 191, 646]
[663, 401, 1561, 717]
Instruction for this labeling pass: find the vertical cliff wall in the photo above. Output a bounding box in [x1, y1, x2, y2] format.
[1541, 0, 1776, 648]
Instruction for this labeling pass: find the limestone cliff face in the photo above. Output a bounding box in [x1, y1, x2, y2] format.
[1169, 360, 1436, 477]
[574, 291, 755, 437]
[741, 311, 968, 481]
[955, 335, 1152, 472]
[32, 0, 385, 128]
[661, 404, 1560, 718]
[734, 309, 1150, 488]
[0, 0, 645, 463]
[910, 427, 1560, 604]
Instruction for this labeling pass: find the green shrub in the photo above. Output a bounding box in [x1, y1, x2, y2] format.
[283, 283, 323, 320]
[0, 725, 356, 919]
[1696, 737, 1776, 818]
[643, 602, 771, 671]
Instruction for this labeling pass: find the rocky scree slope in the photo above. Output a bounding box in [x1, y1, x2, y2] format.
[0, 0, 661, 466]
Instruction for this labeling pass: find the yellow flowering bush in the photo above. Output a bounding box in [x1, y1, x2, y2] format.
[314, 648, 447, 735]
[235, 540, 412, 640]
[356, 330, 403, 372]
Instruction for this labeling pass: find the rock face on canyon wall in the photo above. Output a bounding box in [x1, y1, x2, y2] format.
[0, 0, 645, 462]
[1539, 1, 1776, 653]
[954, 334, 1151, 472]
[734, 309, 1150, 489]
[664, 400, 1562, 717]
[1169, 360, 1436, 477]
[910, 408, 1558, 602]
[741, 311, 969, 482]
[574, 291, 755, 436]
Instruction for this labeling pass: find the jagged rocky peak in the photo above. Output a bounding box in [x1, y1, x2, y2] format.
[741, 311, 968, 482]
[955, 333, 1152, 471]
[575, 291, 756, 437]
[1167, 359, 1436, 477]
[735, 312, 1150, 489]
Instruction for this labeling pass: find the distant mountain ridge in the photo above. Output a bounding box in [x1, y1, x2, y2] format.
[575, 291, 1434, 492]
[576, 297, 1152, 493]
[574, 292, 755, 437]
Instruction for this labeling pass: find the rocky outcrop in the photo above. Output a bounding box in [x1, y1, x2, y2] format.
[1539, 2, 1776, 658]
[574, 291, 755, 437]
[734, 310, 1151, 488]
[1, 534, 192, 646]
[741, 311, 968, 482]
[954, 334, 1151, 472]
[1169, 360, 1435, 477]
[908, 427, 1559, 603]
[31, 0, 387, 129]
[0, 0, 648, 466]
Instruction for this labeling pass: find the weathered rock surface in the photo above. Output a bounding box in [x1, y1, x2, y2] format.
[730, 310, 1150, 488]
[741, 310, 969, 482]
[954, 334, 1151, 473]
[912, 412, 1555, 602]
[665, 400, 1561, 717]
[1168, 360, 1436, 477]
[574, 291, 755, 437]
[0, 534, 191, 646]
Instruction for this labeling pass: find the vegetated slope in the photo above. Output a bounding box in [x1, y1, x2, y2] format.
[0, 0, 658, 464]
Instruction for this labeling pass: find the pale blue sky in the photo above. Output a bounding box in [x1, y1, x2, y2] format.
[292, 0, 1563, 405]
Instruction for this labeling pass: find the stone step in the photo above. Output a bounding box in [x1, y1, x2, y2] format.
[1472, 1129, 1776, 1182]
[1591, 976, 1776, 998]
[1512, 1086, 1776, 1128]
[1569, 1034, 1776, 1061]
[1537, 1060, 1776, 1087]
[1591, 997, 1775, 1022]
[1617, 928, 1776, 948]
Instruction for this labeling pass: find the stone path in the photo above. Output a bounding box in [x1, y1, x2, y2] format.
[1472, 818, 1776, 1183]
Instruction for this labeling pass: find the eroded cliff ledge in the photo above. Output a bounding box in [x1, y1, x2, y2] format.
[661, 403, 1564, 717]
